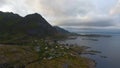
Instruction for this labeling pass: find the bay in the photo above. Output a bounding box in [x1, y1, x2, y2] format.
[61, 34, 120, 68]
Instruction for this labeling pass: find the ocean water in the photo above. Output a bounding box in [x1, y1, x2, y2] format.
[62, 33, 120, 68]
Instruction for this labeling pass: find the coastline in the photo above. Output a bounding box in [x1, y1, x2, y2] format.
[0, 43, 96, 68]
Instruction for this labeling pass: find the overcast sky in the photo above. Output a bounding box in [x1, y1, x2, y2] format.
[0, 0, 120, 33]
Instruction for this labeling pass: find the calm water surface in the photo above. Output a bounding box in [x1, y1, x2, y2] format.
[62, 34, 120, 68]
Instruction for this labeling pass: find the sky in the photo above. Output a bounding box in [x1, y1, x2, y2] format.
[0, 0, 120, 33]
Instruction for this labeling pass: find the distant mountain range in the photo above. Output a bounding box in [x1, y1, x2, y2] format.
[0, 11, 70, 44]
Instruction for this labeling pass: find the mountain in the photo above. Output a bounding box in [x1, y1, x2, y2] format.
[54, 26, 70, 34]
[0, 11, 58, 44]
[19, 13, 57, 37]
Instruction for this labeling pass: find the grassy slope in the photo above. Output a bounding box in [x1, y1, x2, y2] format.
[0, 45, 95, 68]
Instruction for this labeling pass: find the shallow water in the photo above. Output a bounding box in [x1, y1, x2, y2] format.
[62, 34, 120, 68]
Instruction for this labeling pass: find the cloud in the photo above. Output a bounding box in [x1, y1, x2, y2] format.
[0, 0, 34, 16]
[61, 20, 113, 27]
[0, 0, 120, 32]
[58, 17, 114, 27]
[21, 0, 97, 25]
[0, 0, 6, 6]
[25, 0, 96, 19]
[110, 0, 120, 15]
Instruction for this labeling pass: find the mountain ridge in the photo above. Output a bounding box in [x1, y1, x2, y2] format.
[0, 11, 69, 44]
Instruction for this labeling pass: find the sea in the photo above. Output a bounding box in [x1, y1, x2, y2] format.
[61, 32, 120, 68]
